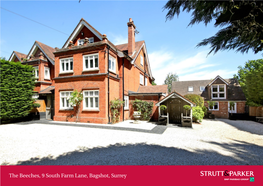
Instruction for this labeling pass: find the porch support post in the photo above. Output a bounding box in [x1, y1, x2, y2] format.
[158, 106, 160, 122]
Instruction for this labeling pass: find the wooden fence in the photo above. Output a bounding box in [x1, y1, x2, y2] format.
[249, 106, 263, 117]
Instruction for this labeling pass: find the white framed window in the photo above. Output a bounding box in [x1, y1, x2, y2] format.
[124, 96, 129, 110]
[60, 57, 73, 73]
[211, 84, 226, 99]
[78, 39, 85, 46]
[33, 66, 39, 79]
[109, 56, 116, 73]
[83, 90, 99, 110]
[228, 102, 237, 113]
[140, 74, 144, 85]
[188, 86, 193, 92]
[83, 53, 99, 71]
[44, 67, 50, 80]
[140, 55, 143, 66]
[145, 76, 147, 86]
[200, 86, 205, 92]
[60, 91, 73, 109]
[89, 37, 94, 43]
[209, 101, 219, 111]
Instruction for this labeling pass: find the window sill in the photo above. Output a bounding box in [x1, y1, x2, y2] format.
[59, 109, 74, 111]
[82, 109, 100, 112]
[59, 71, 74, 75]
[124, 108, 129, 111]
[109, 70, 116, 74]
[82, 69, 99, 72]
[44, 78, 50, 80]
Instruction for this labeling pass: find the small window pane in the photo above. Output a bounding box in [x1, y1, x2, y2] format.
[90, 91, 93, 96]
[85, 60, 88, 68]
[219, 85, 224, 92]
[62, 98, 65, 107]
[90, 58, 93, 68]
[95, 97, 99, 107]
[90, 98, 93, 107]
[212, 86, 218, 92]
[66, 63, 69, 70]
[95, 91, 99, 96]
[85, 98, 88, 107]
[112, 61, 115, 70]
[70, 61, 73, 70]
[214, 103, 218, 110]
[66, 100, 69, 107]
[95, 58, 98, 67]
[219, 93, 225, 98]
[213, 94, 218, 98]
[109, 59, 111, 69]
[62, 62, 65, 71]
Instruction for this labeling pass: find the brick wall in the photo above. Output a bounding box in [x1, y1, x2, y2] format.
[204, 101, 246, 119]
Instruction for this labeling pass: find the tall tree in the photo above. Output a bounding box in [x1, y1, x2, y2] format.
[234, 59, 263, 106]
[164, 72, 179, 93]
[164, 0, 263, 55]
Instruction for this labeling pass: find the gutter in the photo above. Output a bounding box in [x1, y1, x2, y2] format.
[122, 58, 124, 121]
[107, 44, 111, 124]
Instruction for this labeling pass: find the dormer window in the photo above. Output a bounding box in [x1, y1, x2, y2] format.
[211, 85, 226, 99]
[188, 86, 193, 92]
[78, 39, 85, 46]
[78, 37, 94, 46]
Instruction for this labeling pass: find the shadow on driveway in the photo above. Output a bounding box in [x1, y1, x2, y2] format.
[5, 139, 263, 165]
[217, 119, 263, 135]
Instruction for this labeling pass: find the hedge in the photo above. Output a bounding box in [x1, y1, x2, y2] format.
[0, 58, 35, 121]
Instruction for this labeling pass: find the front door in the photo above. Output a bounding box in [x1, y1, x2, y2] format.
[168, 98, 181, 123]
[46, 95, 54, 120]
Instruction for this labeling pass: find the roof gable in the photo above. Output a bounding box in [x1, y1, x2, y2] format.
[62, 18, 103, 48]
[9, 51, 27, 62]
[27, 41, 55, 65]
[156, 91, 195, 106]
[208, 75, 229, 86]
[116, 41, 153, 80]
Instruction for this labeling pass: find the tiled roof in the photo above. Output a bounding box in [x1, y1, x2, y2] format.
[116, 41, 145, 59]
[172, 78, 246, 101]
[35, 41, 56, 61]
[39, 86, 55, 94]
[14, 51, 27, 61]
[137, 85, 168, 94]
[156, 91, 196, 106]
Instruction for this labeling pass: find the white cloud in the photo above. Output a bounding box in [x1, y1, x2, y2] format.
[148, 49, 236, 85]
[110, 34, 127, 45]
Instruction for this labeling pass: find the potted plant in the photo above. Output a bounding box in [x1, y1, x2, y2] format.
[160, 105, 167, 115]
[183, 105, 191, 117]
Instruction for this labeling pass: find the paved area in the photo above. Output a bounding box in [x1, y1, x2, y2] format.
[0, 119, 262, 165]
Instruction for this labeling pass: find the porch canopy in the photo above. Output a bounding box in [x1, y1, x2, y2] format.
[156, 91, 195, 124]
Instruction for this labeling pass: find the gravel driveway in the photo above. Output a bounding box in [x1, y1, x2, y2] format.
[0, 119, 262, 165]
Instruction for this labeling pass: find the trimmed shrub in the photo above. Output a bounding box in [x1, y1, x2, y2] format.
[184, 94, 204, 107]
[110, 98, 124, 123]
[132, 99, 153, 120]
[192, 106, 205, 122]
[0, 59, 35, 121]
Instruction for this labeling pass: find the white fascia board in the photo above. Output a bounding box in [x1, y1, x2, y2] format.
[9, 52, 15, 61]
[131, 43, 153, 79]
[27, 44, 37, 59]
[63, 21, 102, 49]
[27, 42, 54, 65]
[209, 75, 229, 86]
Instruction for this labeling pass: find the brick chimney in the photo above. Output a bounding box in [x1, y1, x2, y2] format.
[127, 18, 136, 56]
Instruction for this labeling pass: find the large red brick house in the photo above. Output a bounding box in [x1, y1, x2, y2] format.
[172, 75, 247, 119]
[52, 18, 160, 123]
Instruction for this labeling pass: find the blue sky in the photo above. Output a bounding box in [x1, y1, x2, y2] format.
[1, 0, 262, 85]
